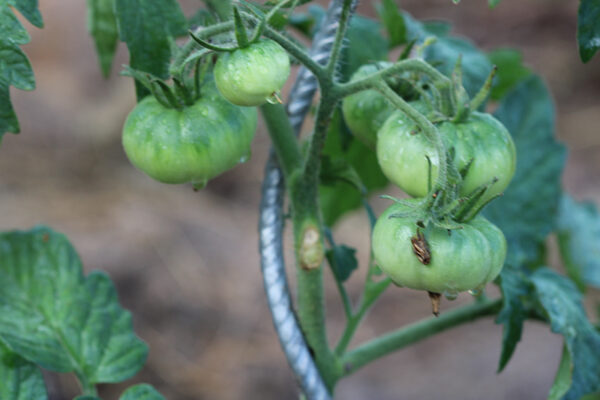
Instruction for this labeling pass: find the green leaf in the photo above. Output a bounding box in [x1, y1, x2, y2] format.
[556, 194, 600, 291]
[320, 110, 388, 226]
[487, 48, 531, 101]
[120, 384, 166, 400]
[495, 264, 533, 372]
[203, 0, 232, 21]
[484, 76, 566, 266]
[531, 268, 600, 400]
[0, 341, 47, 400]
[0, 226, 148, 385]
[86, 0, 119, 78]
[9, 0, 43, 28]
[339, 15, 389, 82]
[404, 13, 493, 97]
[577, 0, 600, 63]
[114, 0, 187, 99]
[0, 0, 41, 136]
[326, 244, 358, 283]
[320, 155, 365, 193]
[377, 0, 406, 48]
[288, 5, 324, 37]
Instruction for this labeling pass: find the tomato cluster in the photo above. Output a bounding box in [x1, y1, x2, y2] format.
[122, 38, 290, 188]
[343, 63, 515, 302]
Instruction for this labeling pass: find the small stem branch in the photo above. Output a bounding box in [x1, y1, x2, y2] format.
[171, 21, 234, 77]
[326, 0, 355, 75]
[262, 25, 327, 84]
[341, 298, 502, 376]
[375, 82, 448, 191]
[334, 58, 452, 102]
[260, 103, 303, 179]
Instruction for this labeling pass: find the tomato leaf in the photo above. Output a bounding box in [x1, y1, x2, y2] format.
[556, 194, 600, 291]
[377, 0, 406, 48]
[86, 0, 119, 78]
[404, 14, 493, 98]
[531, 268, 600, 400]
[484, 76, 566, 267]
[577, 0, 600, 63]
[120, 384, 166, 400]
[325, 244, 358, 283]
[0, 341, 47, 400]
[0, 227, 148, 385]
[339, 15, 389, 82]
[114, 0, 187, 99]
[495, 264, 534, 372]
[487, 48, 531, 101]
[0, 1, 41, 137]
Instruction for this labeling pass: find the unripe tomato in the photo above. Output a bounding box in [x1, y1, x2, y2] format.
[341, 62, 395, 148]
[122, 81, 257, 186]
[214, 39, 290, 106]
[377, 108, 516, 203]
[372, 201, 506, 296]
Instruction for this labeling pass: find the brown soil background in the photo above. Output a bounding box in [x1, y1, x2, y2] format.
[1, 0, 599, 399]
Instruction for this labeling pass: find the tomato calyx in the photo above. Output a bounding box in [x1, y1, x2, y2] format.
[122, 54, 215, 110]
[382, 146, 501, 231]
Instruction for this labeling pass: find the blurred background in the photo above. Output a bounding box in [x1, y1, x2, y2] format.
[1, 0, 599, 399]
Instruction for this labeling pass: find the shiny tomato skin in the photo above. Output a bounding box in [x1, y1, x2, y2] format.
[214, 39, 290, 106]
[122, 83, 257, 185]
[377, 109, 516, 202]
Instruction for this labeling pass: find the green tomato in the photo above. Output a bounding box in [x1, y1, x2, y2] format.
[122, 81, 257, 186]
[372, 201, 506, 296]
[377, 108, 516, 203]
[214, 39, 290, 106]
[341, 62, 394, 149]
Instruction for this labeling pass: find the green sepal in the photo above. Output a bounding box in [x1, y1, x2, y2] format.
[188, 30, 234, 52]
[233, 6, 249, 48]
[470, 65, 497, 111]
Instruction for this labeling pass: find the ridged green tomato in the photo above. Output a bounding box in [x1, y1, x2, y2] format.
[122, 81, 257, 186]
[214, 39, 290, 106]
[377, 108, 516, 203]
[341, 62, 394, 148]
[372, 201, 506, 296]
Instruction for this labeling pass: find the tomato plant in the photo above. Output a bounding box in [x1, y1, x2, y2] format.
[1, 0, 600, 399]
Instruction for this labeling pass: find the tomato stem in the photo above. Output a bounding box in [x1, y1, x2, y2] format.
[340, 298, 502, 377]
[374, 82, 449, 194]
[326, 0, 357, 75]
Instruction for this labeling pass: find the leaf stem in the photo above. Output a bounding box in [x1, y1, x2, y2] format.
[326, 0, 356, 75]
[334, 58, 452, 104]
[341, 298, 502, 376]
[374, 82, 448, 192]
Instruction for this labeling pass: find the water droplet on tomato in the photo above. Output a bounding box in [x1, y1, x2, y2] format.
[443, 291, 458, 301]
[468, 288, 480, 296]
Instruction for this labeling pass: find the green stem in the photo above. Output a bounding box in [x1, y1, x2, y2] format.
[341, 298, 502, 376]
[77, 373, 98, 397]
[375, 82, 448, 192]
[259, 103, 303, 179]
[262, 25, 327, 83]
[334, 58, 453, 112]
[326, 0, 355, 75]
[171, 21, 235, 77]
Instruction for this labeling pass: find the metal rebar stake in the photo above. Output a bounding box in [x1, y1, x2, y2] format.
[259, 1, 356, 399]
